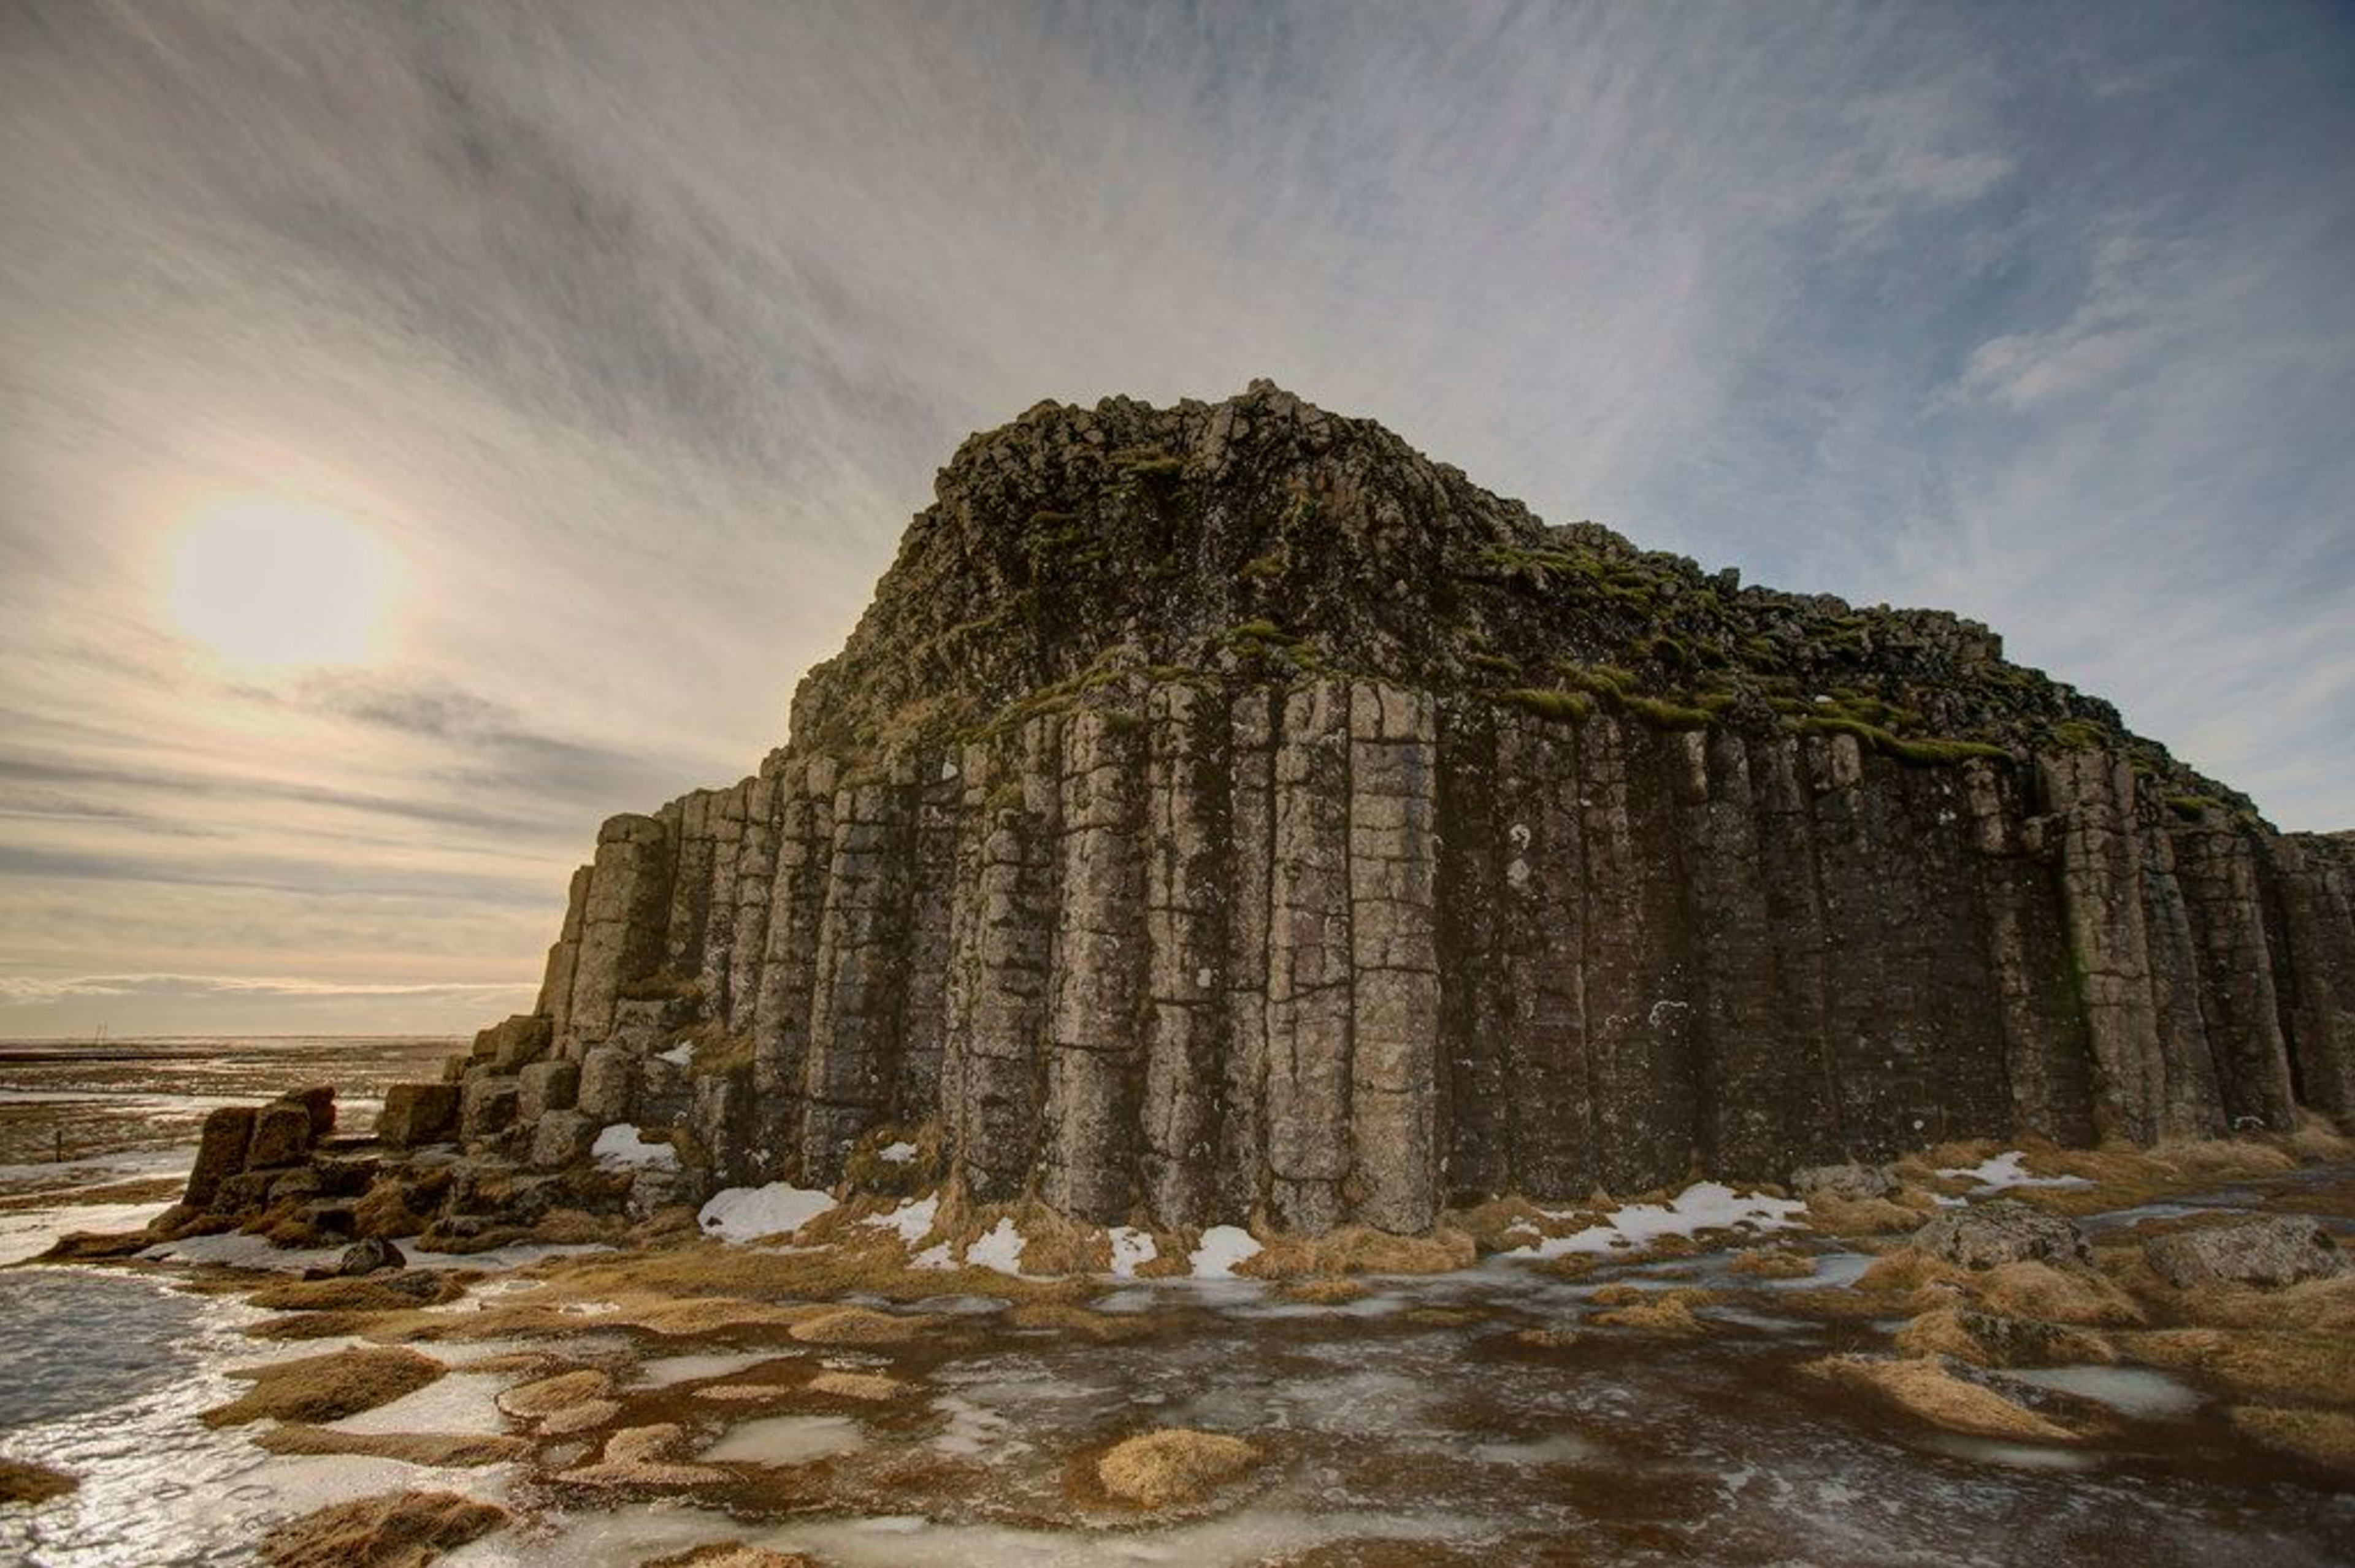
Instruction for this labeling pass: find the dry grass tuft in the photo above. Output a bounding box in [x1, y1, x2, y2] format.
[2228, 1405, 2355, 1472]
[1097, 1428, 1260, 1507]
[246, 1274, 469, 1314]
[1587, 1283, 1644, 1307]
[1009, 1301, 1146, 1339]
[1235, 1224, 1477, 1280]
[0, 1458, 77, 1505]
[256, 1488, 504, 1568]
[1279, 1277, 1371, 1306]
[2285, 1111, 2353, 1163]
[203, 1347, 445, 1429]
[787, 1306, 931, 1345]
[1591, 1296, 1706, 1335]
[807, 1370, 906, 1402]
[2120, 1328, 2355, 1405]
[2170, 1273, 2355, 1336]
[253, 1426, 529, 1467]
[555, 1425, 725, 1489]
[1728, 1247, 1817, 1280]
[1514, 1326, 1580, 1348]
[640, 1545, 821, 1568]
[351, 1185, 431, 1242]
[1853, 1247, 1968, 1295]
[1804, 1355, 2075, 1442]
[496, 1368, 613, 1419]
[1975, 1261, 2144, 1327]
[1894, 1307, 2113, 1369]
[1804, 1195, 1924, 1237]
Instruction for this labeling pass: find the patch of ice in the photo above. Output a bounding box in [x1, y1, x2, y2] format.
[698, 1413, 864, 1464]
[699, 1182, 837, 1242]
[1921, 1433, 2099, 1471]
[634, 1350, 794, 1390]
[326, 1371, 511, 1436]
[2002, 1366, 2201, 1420]
[965, 1218, 1027, 1275]
[592, 1123, 679, 1169]
[910, 1243, 953, 1271]
[1515, 1181, 1805, 1260]
[1191, 1225, 1263, 1278]
[1469, 1431, 1606, 1465]
[1937, 1150, 2094, 1196]
[931, 1393, 1027, 1459]
[864, 1195, 939, 1246]
[656, 1041, 694, 1067]
[878, 1141, 918, 1165]
[0, 1198, 175, 1266]
[1108, 1226, 1157, 1277]
[138, 1232, 607, 1275]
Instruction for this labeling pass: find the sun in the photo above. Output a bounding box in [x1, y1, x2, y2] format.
[163, 494, 399, 668]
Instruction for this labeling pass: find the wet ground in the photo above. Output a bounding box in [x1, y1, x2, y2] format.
[0, 1038, 2348, 1566]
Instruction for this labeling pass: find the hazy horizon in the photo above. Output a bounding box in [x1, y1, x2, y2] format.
[5, 1, 2352, 1036]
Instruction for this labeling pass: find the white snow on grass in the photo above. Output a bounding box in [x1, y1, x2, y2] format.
[964, 1218, 1027, 1275]
[656, 1040, 695, 1066]
[910, 1243, 953, 1270]
[1190, 1225, 1263, 1278]
[1108, 1226, 1157, 1277]
[592, 1123, 680, 1169]
[877, 1141, 917, 1165]
[699, 1182, 837, 1242]
[862, 1195, 939, 1247]
[1937, 1150, 2094, 1195]
[1514, 1181, 1806, 1260]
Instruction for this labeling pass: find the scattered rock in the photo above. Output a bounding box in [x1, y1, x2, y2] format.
[2143, 1216, 2346, 1290]
[1894, 1307, 2113, 1369]
[340, 1237, 407, 1277]
[256, 1488, 504, 1568]
[202, 1347, 446, 1428]
[1791, 1163, 1901, 1203]
[1911, 1203, 2092, 1271]
[1097, 1428, 1261, 1507]
[0, 1458, 77, 1505]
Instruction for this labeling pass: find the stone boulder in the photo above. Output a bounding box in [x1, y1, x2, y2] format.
[377, 1083, 461, 1148]
[474, 1014, 554, 1074]
[516, 1060, 579, 1124]
[1791, 1163, 1901, 1203]
[339, 1237, 405, 1277]
[247, 1101, 318, 1169]
[185, 1106, 258, 1206]
[529, 1111, 600, 1171]
[1911, 1202, 2093, 1270]
[2143, 1215, 2346, 1290]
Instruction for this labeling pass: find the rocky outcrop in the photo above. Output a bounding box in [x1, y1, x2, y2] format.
[333, 383, 2355, 1239]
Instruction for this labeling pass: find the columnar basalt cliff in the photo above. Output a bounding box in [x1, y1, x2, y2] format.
[328, 384, 2355, 1239]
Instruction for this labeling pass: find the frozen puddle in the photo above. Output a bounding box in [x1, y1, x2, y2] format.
[2005, 1366, 2203, 1420]
[1468, 1431, 1608, 1466]
[327, 1371, 513, 1437]
[634, 1350, 795, 1389]
[1923, 1434, 2102, 1471]
[699, 1413, 865, 1465]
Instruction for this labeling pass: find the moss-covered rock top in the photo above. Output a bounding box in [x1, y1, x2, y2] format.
[781, 380, 2253, 817]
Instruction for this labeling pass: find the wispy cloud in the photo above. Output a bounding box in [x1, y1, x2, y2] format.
[2, 0, 2349, 1032]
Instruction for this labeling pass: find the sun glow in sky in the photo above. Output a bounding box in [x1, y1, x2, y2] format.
[162, 494, 399, 669]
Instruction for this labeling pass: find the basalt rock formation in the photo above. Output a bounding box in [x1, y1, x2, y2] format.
[328, 383, 2355, 1241]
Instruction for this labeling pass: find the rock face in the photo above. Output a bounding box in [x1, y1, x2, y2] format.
[375, 382, 2353, 1237]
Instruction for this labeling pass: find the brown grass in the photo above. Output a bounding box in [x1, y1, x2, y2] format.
[1728, 1247, 1817, 1280]
[1234, 1224, 1477, 1280]
[351, 1185, 431, 1242]
[497, 1368, 613, 1418]
[807, 1370, 906, 1402]
[1894, 1307, 2113, 1369]
[1278, 1277, 1371, 1306]
[253, 1426, 529, 1467]
[1803, 1195, 1924, 1237]
[2285, 1111, 2353, 1163]
[1975, 1261, 2144, 1327]
[256, 1489, 504, 1568]
[2169, 1274, 2355, 1336]
[640, 1545, 821, 1568]
[1805, 1355, 2076, 1442]
[1514, 1326, 1580, 1348]
[2120, 1328, 2355, 1405]
[514, 1235, 1097, 1306]
[787, 1306, 931, 1345]
[1588, 1283, 1644, 1307]
[245, 1274, 470, 1314]
[1591, 1296, 1706, 1335]
[2228, 1405, 2355, 1472]
[554, 1425, 724, 1489]
[0, 1458, 77, 1504]
[203, 1348, 445, 1428]
[1009, 1302, 1146, 1339]
[1097, 1428, 1260, 1507]
[1853, 1247, 1968, 1295]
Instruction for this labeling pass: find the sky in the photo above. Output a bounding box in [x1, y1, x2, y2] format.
[2, 1, 2350, 1038]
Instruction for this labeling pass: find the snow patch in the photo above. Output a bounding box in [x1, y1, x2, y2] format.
[1514, 1181, 1804, 1260]
[656, 1041, 694, 1067]
[964, 1218, 1027, 1275]
[863, 1195, 939, 1247]
[1108, 1226, 1157, 1277]
[1191, 1225, 1263, 1277]
[877, 1141, 917, 1165]
[699, 1182, 837, 1242]
[1937, 1150, 2094, 1195]
[592, 1123, 679, 1170]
